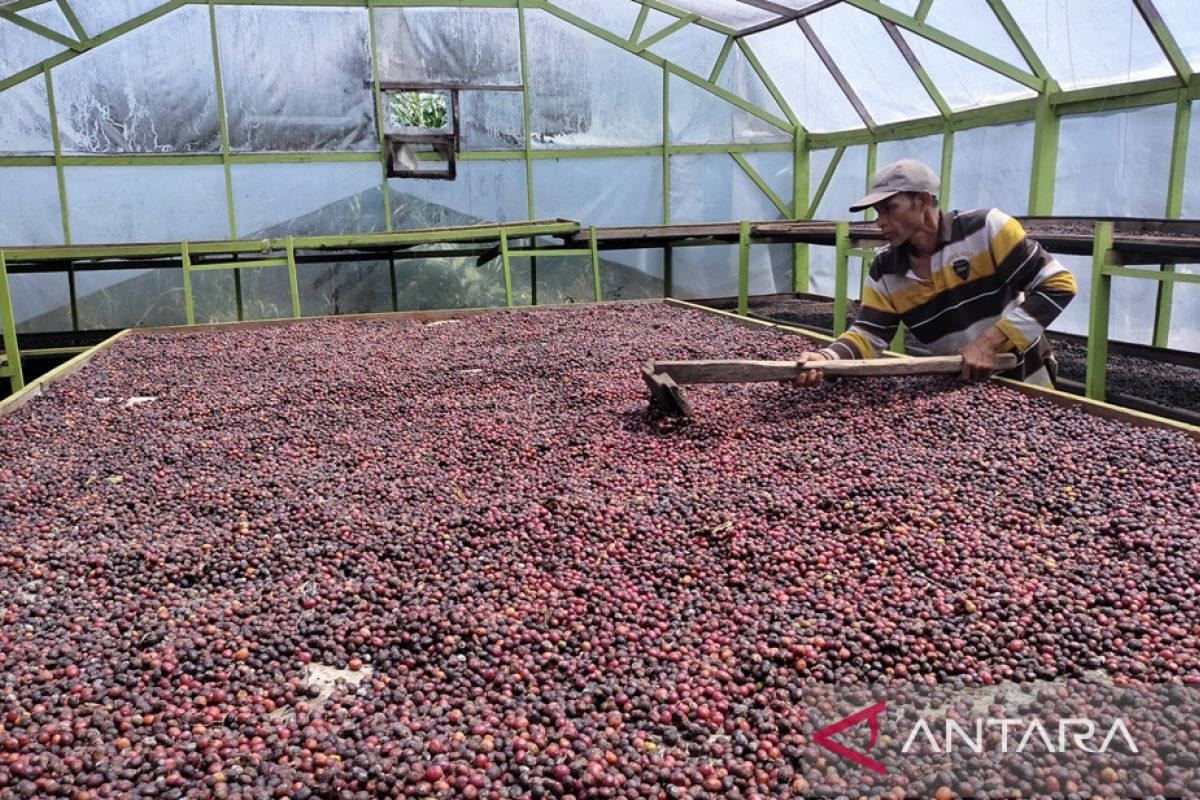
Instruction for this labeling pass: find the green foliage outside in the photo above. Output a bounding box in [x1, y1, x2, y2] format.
[389, 92, 448, 130]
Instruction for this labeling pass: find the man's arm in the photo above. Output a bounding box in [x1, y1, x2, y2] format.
[960, 210, 1077, 380]
[794, 266, 901, 386]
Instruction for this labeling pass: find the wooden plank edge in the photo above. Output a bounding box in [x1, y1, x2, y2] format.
[997, 376, 1200, 441]
[0, 329, 134, 417]
[672, 298, 1199, 440]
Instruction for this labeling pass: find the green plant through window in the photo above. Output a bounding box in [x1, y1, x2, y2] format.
[389, 91, 449, 130]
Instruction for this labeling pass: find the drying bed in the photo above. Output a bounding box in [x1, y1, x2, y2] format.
[1, 303, 1198, 798]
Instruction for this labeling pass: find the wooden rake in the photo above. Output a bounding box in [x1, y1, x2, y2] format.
[641, 353, 1019, 417]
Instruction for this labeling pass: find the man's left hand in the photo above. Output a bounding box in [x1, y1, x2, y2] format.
[959, 327, 1009, 381]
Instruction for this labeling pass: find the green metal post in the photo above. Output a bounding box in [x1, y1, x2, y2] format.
[589, 225, 601, 302]
[737, 219, 750, 316]
[662, 63, 671, 298]
[939, 126, 953, 206]
[182, 241, 195, 325]
[833, 221, 849, 336]
[664, 246, 673, 298]
[367, 0, 393, 231]
[1085, 221, 1114, 401]
[286, 236, 301, 318]
[0, 252, 24, 392]
[499, 231, 513, 307]
[44, 67, 70, 245]
[209, 2, 237, 240]
[793, 130, 809, 293]
[517, 1, 535, 222]
[1154, 93, 1190, 348]
[860, 141, 877, 296]
[388, 257, 398, 312]
[67, 264, 78, 331]
[1027, 92, 1060, 215]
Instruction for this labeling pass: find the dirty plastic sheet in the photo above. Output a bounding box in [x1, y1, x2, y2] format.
[670, 74, 789, 146]
[375, 8, 520, 86]
[533, 157, 662, 228]
[715, 48, 790, 134]
[389, 160, 528, 231]
[647, 19, 727, 80]
[1005, 0, 1174, 90]
[526, 11, 662, 149]
[296, 261, 393, 318]
[10, 272, 70, 331]
[232, 162, 385, 239]
[0, 166, 64, 246]
[542, 0, 641, 39]
[1054, 105, 1174, 217]
[808, 144, 868, 220]
[1154, 0, 1200, 71]
[877, 134, 943, 186]
[64, 165, 230, 245]
[744, 24, 861, 133]
[650, 0, 776, 29]
[0, 76, 52, 154]
[217, 6, 375, 153]
[55, 6, 220, 153]
[670, 152, 789, 224]
[803, 3, 940, 125]
[0, 11, 67, 78]
[670, 243, 792, 300]
[898, 29, 1035, 111]
[70, 0, 164, 39]
[950, 121, 1034, 215]
[460, 91, 525, 151]
[75, 268, 186, 330]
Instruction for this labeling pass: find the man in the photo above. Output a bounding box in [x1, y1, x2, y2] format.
[795, 159, 1076, 387]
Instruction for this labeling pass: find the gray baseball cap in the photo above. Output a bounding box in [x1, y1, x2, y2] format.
[849, 159, 941, 212]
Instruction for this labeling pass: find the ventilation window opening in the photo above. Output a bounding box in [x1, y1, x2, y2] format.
[383, 86, 459, 180]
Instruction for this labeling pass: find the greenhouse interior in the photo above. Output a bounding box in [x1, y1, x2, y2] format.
[1, 0, 1199, 796]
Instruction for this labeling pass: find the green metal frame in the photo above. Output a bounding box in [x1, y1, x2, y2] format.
[1154, 91, 1191, 348]
[1085, 222, 1115, 401]
[0, 252, 25, 392]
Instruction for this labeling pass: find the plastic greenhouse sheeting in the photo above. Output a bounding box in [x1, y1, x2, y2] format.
[0, 167, 64, 247]
[64, 165, 231, 245]
[389, 160, 529, 231]
[216, 6, 375, 153]
[375, 8, 521, 86]
[0, 77, 52, 154]
[744, 24, 861, 132]
[950, 122, 1035, 215]
[647, 21, 728, 81]
[0, 9, 66, 78]
[1054, 105, 1175, 217]
[534, 157, 663, 227]
[1006, 0, 1174, 90]
[54, 6, 220, 154]
[801, 4, 940, 125]
[70, 0, 165, 39]
[669, 74, 789, 146]
[526, 11, 662, 149]
[877, 135, 943, 186]
[231, 162, 386, 238]
[10, 272, 70, 332]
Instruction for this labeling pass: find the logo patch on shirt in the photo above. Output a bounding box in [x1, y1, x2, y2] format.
[952, 258, 971, 281]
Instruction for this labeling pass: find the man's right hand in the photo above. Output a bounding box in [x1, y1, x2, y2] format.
[792, 351, 831, 387]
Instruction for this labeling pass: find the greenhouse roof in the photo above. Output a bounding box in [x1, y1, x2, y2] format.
[1, 0, 1197, 138]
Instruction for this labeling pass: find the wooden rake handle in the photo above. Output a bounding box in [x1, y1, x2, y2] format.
[652, 353, 1018, 385]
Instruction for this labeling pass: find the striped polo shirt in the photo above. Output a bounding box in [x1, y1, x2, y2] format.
[819, 208, 1077, 379]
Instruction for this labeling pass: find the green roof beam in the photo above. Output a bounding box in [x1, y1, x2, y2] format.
[1133, 0, 1192, 86]
[0, 7, 84, 50]
[845, 0, 1044, 92]
[55, 0, 88, 41]
[985, 0, 1052, 82]
[631, 0, 738, 37]
[536, 1, 795, 133]
[881, 18, 951, 118]
[730, 152, 790, 217]
[709, 35, 734, 83]
[913, 0, 933, 23]
[628, 4, 650, 44]
[632, 13, 698, 53]
[737, 38, 800, 128]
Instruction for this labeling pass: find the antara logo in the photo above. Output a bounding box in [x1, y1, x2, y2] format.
[813, 701, 888, 775]
[814, 703, 1139, 776]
